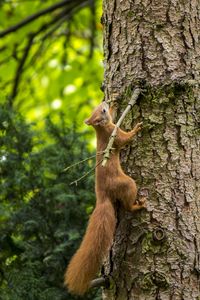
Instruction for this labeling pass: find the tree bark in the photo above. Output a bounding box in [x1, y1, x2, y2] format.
[102, 0, 200, 299]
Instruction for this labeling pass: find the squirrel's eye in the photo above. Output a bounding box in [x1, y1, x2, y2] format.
[102, 109, 106, 113]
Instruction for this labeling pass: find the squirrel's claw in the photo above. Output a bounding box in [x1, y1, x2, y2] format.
[133, 122, 143, 133]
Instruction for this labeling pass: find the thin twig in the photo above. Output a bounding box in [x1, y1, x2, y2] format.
[88, 0, 96, 59]
[10, 34, 34, 104]
[69, 158, 103, 186]
[102, 88, 141, 167]
[25, 15, 70, 70]
[9, 4, 77, 104]
[9, 0, 91, 104]
[63, 154, 96, 172]
[32, 4, 76, 36]
[39, 0, 89, 42]
[40, 15, 70, 42]
[0, 0, 82, 38]
[63, 150, 106, 171]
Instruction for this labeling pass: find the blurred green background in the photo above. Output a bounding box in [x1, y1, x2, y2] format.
[0, 0, 103, 299]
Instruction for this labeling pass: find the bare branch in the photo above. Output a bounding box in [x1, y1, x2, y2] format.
[39, 0, 89, 42]
[69, 158, 103, 186]
[90, 276, 110, 289]
[0, 0, 82, 38]
[88, 0, 96, 59]
[102, 88, 141, 167]
[63, 151, 105, 172]
[9, 4, 77, 104]
[8, 0, 91, 104]
[63, 154, 97, 172]
[10, 34, 34, 103]
[40, 15, 69, 42]
[25, 16, 70, 69]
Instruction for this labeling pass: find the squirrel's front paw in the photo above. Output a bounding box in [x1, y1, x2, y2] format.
[133, 122, 143, 133]
[137, 187, 148, 209]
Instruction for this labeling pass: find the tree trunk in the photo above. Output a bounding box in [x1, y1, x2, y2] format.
[102, 0, 200, 299]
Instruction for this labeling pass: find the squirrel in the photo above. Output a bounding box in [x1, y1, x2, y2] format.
[64, 102, 146, 295]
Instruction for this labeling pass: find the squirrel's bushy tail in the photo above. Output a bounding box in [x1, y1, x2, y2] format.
[64, 199, 116, 295]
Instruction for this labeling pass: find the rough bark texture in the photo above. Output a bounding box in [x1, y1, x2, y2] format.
[102, 1, 200, 299]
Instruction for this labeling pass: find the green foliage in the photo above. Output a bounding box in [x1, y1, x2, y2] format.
[0, 0, 103, 124]
[0, 1, 103, 298]
[0, 107, 101, 299]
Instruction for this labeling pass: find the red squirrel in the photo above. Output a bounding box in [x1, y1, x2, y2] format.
[64, 102, 146, 295]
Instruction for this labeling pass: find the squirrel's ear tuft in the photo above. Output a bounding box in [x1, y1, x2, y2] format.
[84, 119, 91, 125]
[109, 106, 115, 120]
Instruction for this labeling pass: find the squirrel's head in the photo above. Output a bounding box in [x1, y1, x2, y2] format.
[84, 102, 112, 127]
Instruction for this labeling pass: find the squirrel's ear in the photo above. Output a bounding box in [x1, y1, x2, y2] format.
[109, 106, 113, 115]
[109, 106, 116, 120]
[84, 119, 91, 125]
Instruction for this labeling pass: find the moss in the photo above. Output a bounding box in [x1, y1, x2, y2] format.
[139, 83, 195, 106]
[151, 271, 169, 289]
[141, 232, 153, 253]
[148, 114, 163, 125]
[140, 273, 155, 291]
[124, 85, 134, 100]
[127, 11, 135, 18]
[138, 272, 169, 291]
[119, 82, 195, 115]
[107, 276, 116, 292]
[155, 24, 165, 31]
[141, 231, 169, 255]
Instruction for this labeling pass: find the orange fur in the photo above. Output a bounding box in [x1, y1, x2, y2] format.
[64, 102, 145, 295]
